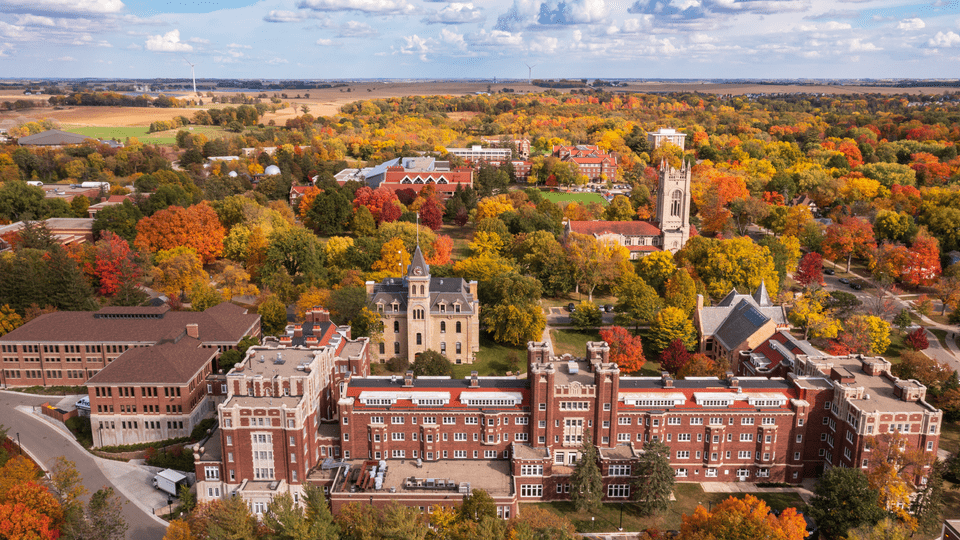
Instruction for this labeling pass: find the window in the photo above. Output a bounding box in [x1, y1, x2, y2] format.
[465, 417, 478, 425]
[416, 333, 422, 345]
[456, 322, 462, 333]
[619, 417, 631, 425]
[676, 451, 690, 459]
[740, 433, 754, 442]
[668, 417, 681, 425]
[617, 433, 630, 442]
[762, 418, 775, 425]
[456, 342, 462, 354]
[677, 433, 691, 442]
[520, 485, 543, 497]
[454, 450, 466, 458]
[796, 435, 802, 443]
[391, 433, 405, 441]
[741, 418, 755, 425]
[737, 469, 750, 478]
[927, 441, 935, 451]
[794, 452, 801, 460]
[394, 321, 400, 333]
[520, 465, 543, 476]
[690, 418, 703, 425]
[204, 466, 219, 480]
[608, 484, 630, 498]
[392, 450, 405, 458]
[392, 416, 404, 424]
[394, 342, 400, 355]
[670, 189, 682, 217]
[609, 465, 631, 476]
[706, 469, 717, 477]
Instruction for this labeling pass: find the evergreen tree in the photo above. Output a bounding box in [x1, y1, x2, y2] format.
[632, 440, 675, 516]
[79, 487, 128, 540]
[459, 489, 497, 522]
[912, 460, 945, 535]
[569, 432, 603, 513]
[809, 467, 884, 539]
[302, 484, 340, 539]
[42, 246, 97, 311]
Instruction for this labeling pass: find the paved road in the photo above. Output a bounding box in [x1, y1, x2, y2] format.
[0, 391, 167, 540]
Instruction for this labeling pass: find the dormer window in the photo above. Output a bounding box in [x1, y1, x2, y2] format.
[454, 303, 461, 313]
[377, 303, 384, 314]
[439, 303, 446, 313]
[392, 302, 399, 313]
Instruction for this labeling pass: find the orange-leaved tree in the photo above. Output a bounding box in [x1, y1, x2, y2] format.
[599, 326, 645, 373]
[135, 202, 225, 263]
[680, 494, 807, 540]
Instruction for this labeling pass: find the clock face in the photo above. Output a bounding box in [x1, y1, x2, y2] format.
[413, 267, 423, 276]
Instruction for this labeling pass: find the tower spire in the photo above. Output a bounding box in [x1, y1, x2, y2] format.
[416, 211, 420, 247]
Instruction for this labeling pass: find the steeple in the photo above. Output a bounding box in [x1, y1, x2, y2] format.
[752, 280, 771, 307]
[407, 246, 430, 278]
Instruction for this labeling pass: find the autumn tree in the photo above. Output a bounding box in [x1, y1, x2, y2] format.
[134, 202, 225, 263]
[659, 338, 692, 375]
[794, 251, 823, 288]
[262, 226, 325, 282]
[892, 350, 954, 396]
[664, 267, 698, 315]
[151, 246, 207, 299]
[569, 432, 602, 513]
[599, 326, 645, 373]
[0, 304, 24, 337]
[565, 232, 631, 301]
[839, 315, 891, 355]
[188, 496, 259, 540]
[481, 271, 546, 347]
[678, 353, 727, 379]
[674, 236, 779, 300]
[371, 237, 411, 277]
[901, 231, 941, 288]
[789, 288, 842, 339]
[905, 328, 929, 351]
[506, 505, 577, 540]
[78, 487, 127, 540]
[571, 301, 602, 328]
[635, 250, 676, 295]
[822, 217, 877, 273]
[680, 494, 807, 540]
[258, 295, 288, 336]
[48, 457, 87, 538]
[0, 482, 63, 540]
[632, 440, 674, 516]
[650, 306, 698, 352]
[86, 231, 143, 297]
[865, 432, 933, 529]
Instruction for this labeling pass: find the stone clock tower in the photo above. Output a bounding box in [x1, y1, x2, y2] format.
[655, 161, 692, 253]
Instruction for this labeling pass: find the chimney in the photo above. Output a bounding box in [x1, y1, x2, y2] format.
[294, 325, 303, 338]
[729, 376, 739, 388]
[696, 294, 704, 312]
[186, 323, 199, 339]
[311, 308, 330, 323]
[661, 371, 674, 388]
[470, 371, 479, 388]
[404, 370, 414, 387]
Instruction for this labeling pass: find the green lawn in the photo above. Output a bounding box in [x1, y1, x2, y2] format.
[541, 191, 610, 207]
[930, 328, 949, 349]
[63, 124, 232, 145]
[451, 335, 526, 378]
[551, 328, 600, 357]
[940, 421, 959, 455]
[527, 483, 807, 533]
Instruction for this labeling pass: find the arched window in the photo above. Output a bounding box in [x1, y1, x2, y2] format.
[671, 190, 682, 217]
[394, 321, 400, 333]
[456, 321, 462, 333]
[440, 321, 446, 333]
[419, 285, 424, 295]
[416, 333, 422, 345]
[394, 342, 400, 354]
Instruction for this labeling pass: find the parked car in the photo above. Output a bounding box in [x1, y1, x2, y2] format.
[603, 304, 614, 313]
[838, 277, 850, 284]
[850, 282, 863, 290]
[566, 303, 576, 312]
[823, 267, 835, 275]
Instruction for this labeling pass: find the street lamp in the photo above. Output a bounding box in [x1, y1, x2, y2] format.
[15, 432, 21, 455]
[618, 501, 624, 531]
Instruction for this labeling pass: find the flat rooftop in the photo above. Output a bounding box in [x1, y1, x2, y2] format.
[832, 356, 933, 414]
[353, 459, 513, 496]
[232, 347, 329, 380]
[553, 360, 595, 386]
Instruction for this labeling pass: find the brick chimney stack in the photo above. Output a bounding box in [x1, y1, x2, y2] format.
[186, 324, 199, 339]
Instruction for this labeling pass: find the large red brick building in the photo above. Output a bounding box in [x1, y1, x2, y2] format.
[552, 144, 617, 181]
[334, 157, 473, 199]
[196, 336, 942, 519]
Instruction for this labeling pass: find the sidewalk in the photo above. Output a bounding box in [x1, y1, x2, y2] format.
[700, 478, 817, 504]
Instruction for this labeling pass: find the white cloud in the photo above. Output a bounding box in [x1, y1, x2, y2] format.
[0, 21, 25, 39]
[315, 38, 335, 45]
[929, 31, 960, 47]
[469, 29, 523, 47]
[227, 43, 252, 49]
[529, 35, 558, 52]
[264, 10, 306, 22]
[897, 18, 924, 30]
[0, 42, 12, 56]
[439, 28, 466, 48]
[55, 55, 74, 61]
[423, 3, 483, 24]
[296, 0, 414, 14]
[0, 0, 124, 15]
[267, 57, 290, 64]
[14, 14, 55, 26]
[187, 37, 210, 44]
[399, 34, 435, 60]
[799, 21, 851, 31]
[336, 21, 378, 37]
[621, 16, 651, 32]
[126, 43, 141, 50]
[847, 38, 879, 51]
[145, 29, 193, 52]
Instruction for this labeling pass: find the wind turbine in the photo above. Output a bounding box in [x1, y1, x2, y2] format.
[525, 63, 537, 84]
[182, 56, 197, 96]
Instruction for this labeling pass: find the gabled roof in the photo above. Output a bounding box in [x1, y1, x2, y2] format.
[85, 336, 216, 385]
[699, 286, 788, 338]
[714, 299, 772, 350]
[567, 220, 661, 237]
[18, 129, 92, 146]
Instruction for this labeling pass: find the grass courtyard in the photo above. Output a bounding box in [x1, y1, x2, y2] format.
[540, 190, 610, 207]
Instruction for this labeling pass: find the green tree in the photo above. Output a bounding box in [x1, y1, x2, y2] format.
[350, 205, 376, 237]
[263, 227, 325, 282]
[92, 200, 143, 243]
[303, 188, 352, 236]
[511, 230, 573, 296]
[328, 286, 367, 327]
[650, 306, 697, 352]
[71, 195, 91, 218]
[603, 195, 634, 221]
[571, 301, 602, 328]
[411, 350, 452, 376]
[846, 518, 912, 540]
[809, 467, 884, 540]
[635, 251, 676, 295]
[892, 309, 913, 334]
[484, 302, 546, 346]
[613, 274, 663, 330]
[264, 492, 310, 540]
[189, 280, 222, 312]
[569, 433, 602, 513]
[258, 295, 288, 336]
[0, 181, 45, 221]
[459, 489, 497, 522]
[302, 484, 340, 540]
[911, 460, 945, 535]
[632, 440, 675, 516]
[189, 495, 258, 540]
[48, 457, 87, 538]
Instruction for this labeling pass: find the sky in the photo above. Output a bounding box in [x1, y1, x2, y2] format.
[0, 0, 958, 80]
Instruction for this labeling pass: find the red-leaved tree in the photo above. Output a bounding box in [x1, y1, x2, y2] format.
[134, 203, 225, 263]
[794, 252, 823, 288]
[87, 231, 142, 297]
[902, 232, 941, 288]
[906, 328, 929, 351]
[426, 235, 453, 266]
[419, 197, 444, 231]
[659, 338, 692, 375]
[822, 217, 876, 272]
[599, 326, 645, 374]
[353, 186, 401, 225]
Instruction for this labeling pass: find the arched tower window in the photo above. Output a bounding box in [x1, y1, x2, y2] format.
[394, 321, 400, 333]
[670, 190, 682, 217]
[419, 285, 424, 295]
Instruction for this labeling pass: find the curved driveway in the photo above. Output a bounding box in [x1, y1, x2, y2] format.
[0, 390, 167, 540]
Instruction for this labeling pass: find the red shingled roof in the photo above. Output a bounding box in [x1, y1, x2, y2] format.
[568, 220, 662, 237]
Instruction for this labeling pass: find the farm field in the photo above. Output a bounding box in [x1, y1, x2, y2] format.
[62, 124, 233, 145]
